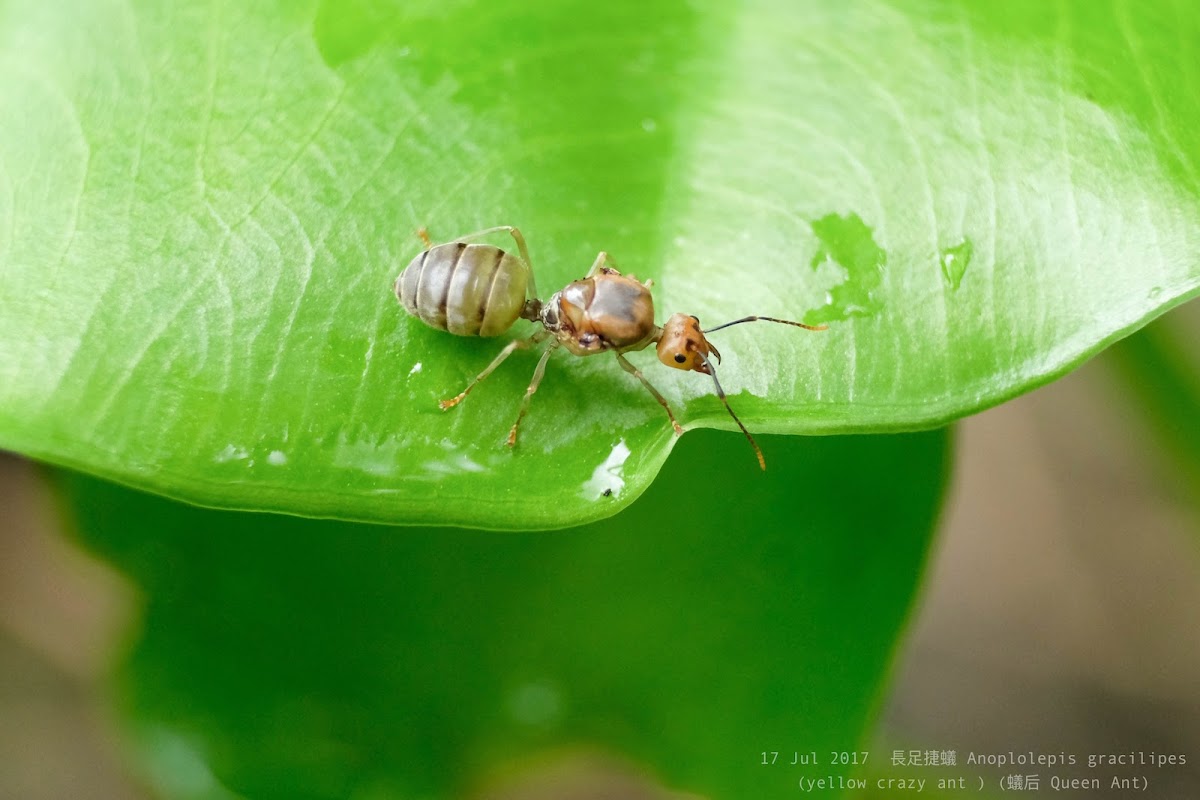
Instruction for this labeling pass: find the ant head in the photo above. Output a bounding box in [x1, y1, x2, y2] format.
[656, 313, 722, 373]
[652, 311, 827, 471]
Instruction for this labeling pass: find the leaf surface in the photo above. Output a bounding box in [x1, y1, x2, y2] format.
[2, 0, 1197, 526]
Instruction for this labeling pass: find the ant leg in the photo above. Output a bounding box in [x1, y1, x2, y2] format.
[445, 225, 525, 244]
[507, 340, 560, 447]
[417, 227, 433, 248]
[438, 226, 537, 300]
[615, 352, 684, 435]
[505, 227, 538, 301]
[585, 251, 620, 278]
[440, 330, 549, 411]
[585, 251, 648, 285]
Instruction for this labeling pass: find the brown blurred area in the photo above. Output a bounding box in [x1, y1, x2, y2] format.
[876, 308, 1200, 797]
[1, 308, 1198, 799]
[0, 454, 147, 800]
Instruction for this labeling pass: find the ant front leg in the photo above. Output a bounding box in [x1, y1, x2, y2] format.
[440, 330, 549, 411]
[615, 352, 684, 436]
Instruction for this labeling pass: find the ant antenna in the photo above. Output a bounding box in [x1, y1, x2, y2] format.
[704, 315, 828, 333]
[697, 351, 766, 471]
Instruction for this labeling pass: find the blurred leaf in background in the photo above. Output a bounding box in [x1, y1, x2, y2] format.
[60, 428, 949, 799]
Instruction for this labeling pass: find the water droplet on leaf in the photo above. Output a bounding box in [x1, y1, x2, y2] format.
[939, 239, 974, 290]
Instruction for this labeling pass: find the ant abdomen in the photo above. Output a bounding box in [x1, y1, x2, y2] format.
[394, 236, 532, 337]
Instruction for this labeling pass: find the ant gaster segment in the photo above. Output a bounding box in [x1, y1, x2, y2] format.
[394, 226, 827, 469]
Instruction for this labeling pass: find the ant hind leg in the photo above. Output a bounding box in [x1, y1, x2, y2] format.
[438, 226, 538, 300]
[440, 330, 549, 411]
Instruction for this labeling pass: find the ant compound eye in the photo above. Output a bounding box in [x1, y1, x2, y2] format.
[674, 353, 686, 364]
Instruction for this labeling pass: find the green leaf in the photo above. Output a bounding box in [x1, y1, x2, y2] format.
[2, 0, 1198, 527]
[61, 428, 951, 800]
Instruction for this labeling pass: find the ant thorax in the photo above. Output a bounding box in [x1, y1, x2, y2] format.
[540, 272, 658, 357]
